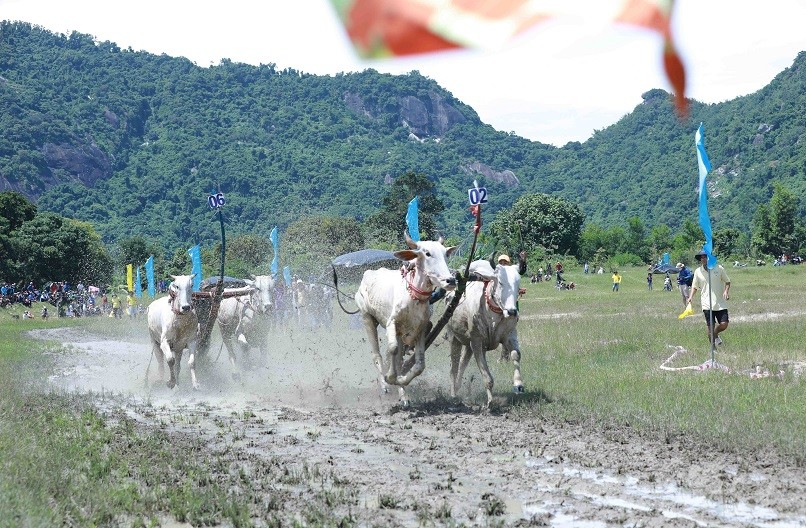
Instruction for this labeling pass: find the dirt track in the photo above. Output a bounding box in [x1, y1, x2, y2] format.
[37, 325, 806, 527]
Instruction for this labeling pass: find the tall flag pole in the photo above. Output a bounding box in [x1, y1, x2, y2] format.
[188, 244, 203, 292]
[270, 226, 280, 276]
[145, 255, 155, 297]
[695, 122, 717, 364]
[406, 197, 420, 242]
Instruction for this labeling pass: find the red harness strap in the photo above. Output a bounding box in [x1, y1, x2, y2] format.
[401, 266, 433, 302]
[483, 280, 504, 314]
[168, 288, 185, 315]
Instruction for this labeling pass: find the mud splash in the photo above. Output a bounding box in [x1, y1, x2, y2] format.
[34, 326, 806, 526]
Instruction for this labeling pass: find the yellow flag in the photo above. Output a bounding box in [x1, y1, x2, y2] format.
[126, 264, 133, 293]
[678, 302, 695, 319]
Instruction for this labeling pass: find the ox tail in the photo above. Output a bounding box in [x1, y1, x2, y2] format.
[331, 264, 360, 315]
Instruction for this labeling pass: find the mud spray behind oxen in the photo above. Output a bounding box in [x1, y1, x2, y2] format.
[43, 308, 453, 410]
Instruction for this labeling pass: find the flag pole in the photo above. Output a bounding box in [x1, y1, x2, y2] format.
[707, 266, 715, 366]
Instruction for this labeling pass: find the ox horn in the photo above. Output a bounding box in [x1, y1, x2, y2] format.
[437, 235, 444, 245]
[404, 230, 418, 249]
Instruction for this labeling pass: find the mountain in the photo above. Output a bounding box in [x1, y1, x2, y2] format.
[1, 21, 804, 251]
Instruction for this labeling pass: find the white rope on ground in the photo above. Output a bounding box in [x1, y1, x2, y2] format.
[660, 345, 730, 372]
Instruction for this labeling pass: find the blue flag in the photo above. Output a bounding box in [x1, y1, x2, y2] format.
[135, 267, 142, 298]
[695, 123, 717, 268]
[270, 226, 279, 275]
[283, 266, 292, 286]
[662, 252, 670, 265]
[406, 196, 420, 242]
[145, 255, 155, 297]
[188, 244, 202, 292]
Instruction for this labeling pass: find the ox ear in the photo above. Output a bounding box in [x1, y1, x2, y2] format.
[243, 279, 255, 287]
[249, 274, 256, 281]
[170, 274, 177, 280]
[445, 246, 457, 258]
[189, 273, 196, 280]
[394, 249, 419, 262]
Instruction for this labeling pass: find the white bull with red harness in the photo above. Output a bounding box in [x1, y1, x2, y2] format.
[146, 274, 200, 389]
[354, 232, 457, 405]
[444, 260, 525, 405]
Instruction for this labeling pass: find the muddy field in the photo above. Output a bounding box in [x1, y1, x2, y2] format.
[36, 324, 806, 527]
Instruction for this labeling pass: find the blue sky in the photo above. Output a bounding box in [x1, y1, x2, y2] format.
[3, 0, 804, 146]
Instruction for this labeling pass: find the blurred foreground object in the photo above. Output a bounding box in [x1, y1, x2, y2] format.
[332, 0, 687, 115]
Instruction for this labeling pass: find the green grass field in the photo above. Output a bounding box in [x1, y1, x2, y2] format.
[497, 263, 805, 460]
[0, 263, 803, 525]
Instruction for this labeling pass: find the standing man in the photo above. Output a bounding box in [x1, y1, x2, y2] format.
[612, 271, 621, 292]
[676, 262, 693, 307]
[686, 250, 731, 346]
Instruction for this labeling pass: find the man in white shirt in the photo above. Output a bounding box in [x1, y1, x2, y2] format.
[686, 250, 731, 346]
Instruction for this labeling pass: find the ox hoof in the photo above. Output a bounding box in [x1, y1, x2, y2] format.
[166, 380, 176, 390]
[398, 399, 410, 408]
[513, 385, 525, 394]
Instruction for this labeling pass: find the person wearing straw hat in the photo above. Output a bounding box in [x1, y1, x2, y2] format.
[686, 250, 731, 346]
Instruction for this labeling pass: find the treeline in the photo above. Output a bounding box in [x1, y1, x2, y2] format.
[1, 21, 805, 254]
[3, 175, 801, 289]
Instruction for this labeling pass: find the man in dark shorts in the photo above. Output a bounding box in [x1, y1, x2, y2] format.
[686, 250, 731, 346]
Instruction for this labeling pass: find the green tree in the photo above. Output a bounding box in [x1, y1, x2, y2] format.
[363, 171, 444, 247]
[14, 213, 112, 285]
[284, 216, 365, 276]
[0, 191, 37, 231]
[713, 227, 746, 257]
[752, 184, 801, 255]
[225, 234, 272, 276]
[488, 193, 585, 257]
[625, 216, 650, 262]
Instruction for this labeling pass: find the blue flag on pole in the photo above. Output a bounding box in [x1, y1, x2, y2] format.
[188, 244, 202, 292]
[695, 123, 717, 268]
[135, 267, 142, 298]
[406, 196, 420, 242]
[283, 266, 292, 286]
[145, 255, 155, 297]
[270, 226, 279, 275]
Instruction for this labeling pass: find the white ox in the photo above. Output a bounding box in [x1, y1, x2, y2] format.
[216, 275, 274, 373]
[146, 274, 200, 389]
[355, 232, 457, 405]
[444, 260, 524, 405]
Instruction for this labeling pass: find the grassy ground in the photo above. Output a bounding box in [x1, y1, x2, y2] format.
[496, 263, 805, 461]
[0, 263, 803, 525]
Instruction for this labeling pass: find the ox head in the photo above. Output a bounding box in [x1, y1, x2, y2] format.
[169, 274, 195, 314]
[470, 260, 521, 318]
[395, 231, 458, 291]
[245, 274, 275, 314]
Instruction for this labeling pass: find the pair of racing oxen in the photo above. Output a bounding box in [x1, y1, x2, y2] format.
[147, 233, 525, 406]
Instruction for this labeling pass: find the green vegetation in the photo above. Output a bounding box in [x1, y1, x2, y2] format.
[1, 22, 804, 259]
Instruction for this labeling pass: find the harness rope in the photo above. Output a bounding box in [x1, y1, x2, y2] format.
[483, 280, 504, 314]
[402, 266, 434, 302]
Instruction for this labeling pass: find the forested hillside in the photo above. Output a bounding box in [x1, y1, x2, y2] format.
[1, 21, 804, 252]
